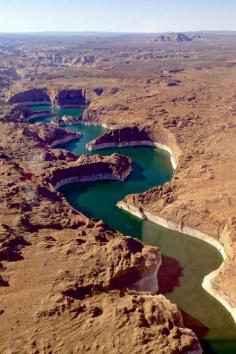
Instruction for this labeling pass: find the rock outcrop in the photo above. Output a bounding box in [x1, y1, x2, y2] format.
[53, 89, 88, 108]
[43, 153, 132, 189]
[36, 125, 81, 147]
[0, 104, 53, 123]
[0, 104, 32, 122]
[7, 87, 105, 109]
[86, 125, 152, 150]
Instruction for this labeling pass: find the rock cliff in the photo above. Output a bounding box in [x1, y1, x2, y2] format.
[53, 89, 88, 108]
[8, 88, 51, 105]
[86, 125, 152, 150]
[7, 87, 105, 108]
[44, 153, 132, 189]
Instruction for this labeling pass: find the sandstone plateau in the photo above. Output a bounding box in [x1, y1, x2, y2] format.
[1, 31, 236, 353]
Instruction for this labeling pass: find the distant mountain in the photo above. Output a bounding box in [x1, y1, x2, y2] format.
[155, 33, 194, 42]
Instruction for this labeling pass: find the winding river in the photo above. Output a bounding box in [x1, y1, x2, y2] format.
[31, 106, 236, 354]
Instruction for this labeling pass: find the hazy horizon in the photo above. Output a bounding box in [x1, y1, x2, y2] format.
[1, 0, 236, 33]
[0, 30, 236, 35]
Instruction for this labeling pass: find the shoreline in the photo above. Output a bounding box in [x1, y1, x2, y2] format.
[82, 120, 111, 129]
[86, 139, 177, 170]
[50, 134, 81, 147]
[84, 125, 236, 323]
[11, 102, 87, 108]
[23, 101, 51, 106]
[27, 112, 55, 122]
[54, 169, 132, 190]
[53, 120, 235, 325]
[54, 104, 87, 109]
[53, 169, 163, 296]
[117, 200, 236, 323]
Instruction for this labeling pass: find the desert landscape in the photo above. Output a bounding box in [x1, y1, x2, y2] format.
[0, 31, 236, 353]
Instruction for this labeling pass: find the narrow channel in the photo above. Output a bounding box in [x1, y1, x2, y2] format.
[31, 106, 236, 354]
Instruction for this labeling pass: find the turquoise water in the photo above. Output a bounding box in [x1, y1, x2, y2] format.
[29, 105, 52, 112]
[54, 107, 84, 119]
[28, 106, 84, 124]
[32, 107, 236, 353]
[29, 116, 53, 123]
[28, 105, 53, 123]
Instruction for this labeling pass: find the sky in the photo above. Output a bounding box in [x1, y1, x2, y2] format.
[0, 0, 236, 33]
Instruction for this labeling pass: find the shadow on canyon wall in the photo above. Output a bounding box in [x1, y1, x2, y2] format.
[157, 255, 210, 338]
[157, 255, 183, 294]
[181, 310, 209, 338]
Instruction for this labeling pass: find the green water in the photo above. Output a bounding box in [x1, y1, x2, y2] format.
[28, 104, 53, 123]
[32, 107, 236, 353]
[29, 105, 52, 112]
[28, 106, 84, 124]
[54, 107, 85, 119]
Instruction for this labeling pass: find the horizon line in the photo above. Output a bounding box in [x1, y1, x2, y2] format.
[0, 30, 236, 35]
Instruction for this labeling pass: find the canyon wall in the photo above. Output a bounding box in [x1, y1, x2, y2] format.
[86, 125, 179, 169]
[8, 88, 51, 105]
[44, 153, 132, 189]
[7, 87, 106, 108]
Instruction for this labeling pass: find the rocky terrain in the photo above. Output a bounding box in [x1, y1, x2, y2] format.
[6, 87, 102, 107]
[80, 66, 236, 323]
[1, 31, 236, 353]
[0, 118, 201, 353]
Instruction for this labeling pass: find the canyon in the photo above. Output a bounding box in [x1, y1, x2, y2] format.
[0, 119, 201, 354]
[81, 123, 236, 324]
[0, 31, 236, 353]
